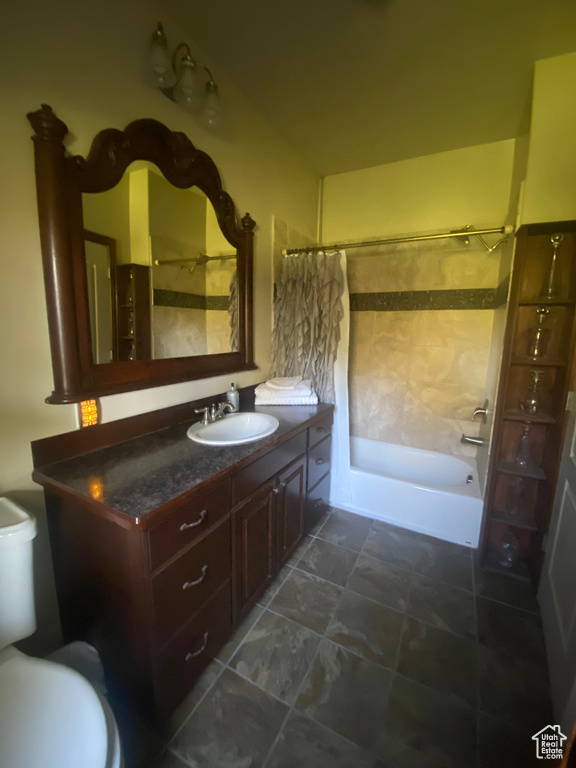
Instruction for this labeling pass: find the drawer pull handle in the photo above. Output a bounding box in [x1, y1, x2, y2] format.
[315, 458, 325, 466]
[180, 509, 208, 531]
[314, 498, 324, 509]
[185, 632, 209, 661]
[182, 564, 208, 590]
[317, 427, 325, 434]
[272, 480, 287, 496]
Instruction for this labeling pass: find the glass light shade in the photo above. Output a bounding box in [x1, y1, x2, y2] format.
[174, 56, 204, 111]
[202, 81, 221, 129]
[148, 24, 177, 88]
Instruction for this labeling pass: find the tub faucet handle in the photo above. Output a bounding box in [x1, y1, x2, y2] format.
[461, 434, 486, 446]
[471, 399, 489, 424]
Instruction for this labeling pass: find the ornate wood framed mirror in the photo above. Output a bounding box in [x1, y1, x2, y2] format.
[28, 105, 256, 404]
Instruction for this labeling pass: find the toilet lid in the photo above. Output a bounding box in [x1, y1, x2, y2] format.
[0, 649, 109, 768]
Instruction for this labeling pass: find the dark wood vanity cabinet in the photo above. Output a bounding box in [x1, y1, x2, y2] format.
[232, 430, 308, 620]
[233, 452, 308, 621]
[233, 481, 277, 621]
[33, 405, 333, 721]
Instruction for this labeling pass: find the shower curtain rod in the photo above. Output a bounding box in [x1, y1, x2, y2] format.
[154, 254, 236, 266]
[282, 224, 514, 256]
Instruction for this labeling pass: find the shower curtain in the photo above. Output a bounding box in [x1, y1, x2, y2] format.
[272, 249, 351, 506]
[271, 250, 345, 403]
[228, 268, 238, 352]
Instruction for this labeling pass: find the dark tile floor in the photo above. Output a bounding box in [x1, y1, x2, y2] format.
[128, 508, 553, 768]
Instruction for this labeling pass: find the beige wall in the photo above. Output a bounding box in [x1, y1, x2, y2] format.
[323, 140, 516, 244]
[82, 174, 132, 264]
[521, 52, 576, 225]
[0, 0, 318, 653]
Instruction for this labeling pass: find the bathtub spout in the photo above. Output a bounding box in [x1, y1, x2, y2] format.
[461, 434, 486, 446]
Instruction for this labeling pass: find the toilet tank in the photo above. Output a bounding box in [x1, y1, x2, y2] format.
[0, 498, 37, 651]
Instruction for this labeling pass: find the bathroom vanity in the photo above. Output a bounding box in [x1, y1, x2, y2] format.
[32, 396, 333, 720]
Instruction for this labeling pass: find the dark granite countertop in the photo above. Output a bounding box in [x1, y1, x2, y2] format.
[33, 402, 333, 524]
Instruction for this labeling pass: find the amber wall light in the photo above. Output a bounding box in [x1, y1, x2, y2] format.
[78, 399, 100, 428]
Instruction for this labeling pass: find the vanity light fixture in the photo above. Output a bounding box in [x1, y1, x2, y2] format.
[148, 22, 221, 129]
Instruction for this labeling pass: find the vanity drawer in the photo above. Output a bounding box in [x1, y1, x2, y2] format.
[232, 432, 306, 506]
[154, 581, 232, 717]
[153, 518, 231, 647]
[148, 481, 230, 571]
[307, 435, 331, 490]
[308, 414, 333, 449]
[306, 472, 331, 533]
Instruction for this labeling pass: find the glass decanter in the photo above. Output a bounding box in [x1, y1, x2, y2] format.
[498, 533, 520, 568]
[527, 306, 551, 359]
[124, 268, 134, 306]
[519, 370, 545, 415]
[539, 232, 564, 300]
[505, 476, 528, 521]
[514, 424, 533, 469]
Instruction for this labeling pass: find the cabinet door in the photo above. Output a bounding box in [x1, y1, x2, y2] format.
[276, 455, 307, 566]
[233, 482, 276, 620]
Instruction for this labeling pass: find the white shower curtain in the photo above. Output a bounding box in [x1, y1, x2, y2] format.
[271, 249, 351, 506]
[331, 250, 352, 507]
[271, 250, 345, 403]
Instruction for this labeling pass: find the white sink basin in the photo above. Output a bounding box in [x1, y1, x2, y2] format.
[187, 412, 279, 446]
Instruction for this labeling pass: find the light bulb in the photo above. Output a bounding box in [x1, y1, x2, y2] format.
[174, 55, 204, 111]
[202, 81, 221, 129]
[148, 23, 177, 88]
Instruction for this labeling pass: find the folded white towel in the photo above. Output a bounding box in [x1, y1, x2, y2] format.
[255, 380, 313, 400]
[266, 376, 304, 391]
[255, 394, 319, 406]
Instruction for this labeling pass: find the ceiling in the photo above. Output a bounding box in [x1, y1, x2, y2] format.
[161, 0, 576, 176]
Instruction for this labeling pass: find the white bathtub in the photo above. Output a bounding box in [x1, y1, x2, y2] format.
[342, 437, 482, 548]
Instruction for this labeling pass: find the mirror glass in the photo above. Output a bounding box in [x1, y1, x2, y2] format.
[82, 162, 238, 364]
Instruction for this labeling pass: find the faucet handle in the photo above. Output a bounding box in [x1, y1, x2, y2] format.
[194, 406, 210, 425]
[471, 399, 489, 424]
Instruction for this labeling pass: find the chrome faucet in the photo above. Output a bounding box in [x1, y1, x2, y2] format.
[194, 401, 235, 425]
[471, 399, 489, 424]
[210, 401, 235, 421]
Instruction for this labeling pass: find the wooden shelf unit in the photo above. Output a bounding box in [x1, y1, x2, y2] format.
[115, 264, 151, 361]
[480, 221, 576, 584]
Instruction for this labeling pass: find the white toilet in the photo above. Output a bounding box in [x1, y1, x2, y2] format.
[0, 497, 123, 768]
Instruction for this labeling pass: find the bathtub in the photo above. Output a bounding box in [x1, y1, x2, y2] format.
[343, 437, 482, 548]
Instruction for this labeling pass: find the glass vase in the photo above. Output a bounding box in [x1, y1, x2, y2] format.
[519, 370, 545, 416]
[497, 534, 520, 569]
[539, 233, 564, 300]
[526, 306, 551, 359]
[514, 424, 533, 469]
[505, 477, 528, 521]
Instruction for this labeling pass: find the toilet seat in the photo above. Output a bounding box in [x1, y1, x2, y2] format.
[0, 646, 121, 768]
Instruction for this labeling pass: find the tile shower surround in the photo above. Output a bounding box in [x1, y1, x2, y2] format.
[347, 237, 508, 457]
[125, 507, 551, 768]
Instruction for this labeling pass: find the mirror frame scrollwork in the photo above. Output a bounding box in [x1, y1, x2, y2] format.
[27, 104, 256, 404]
